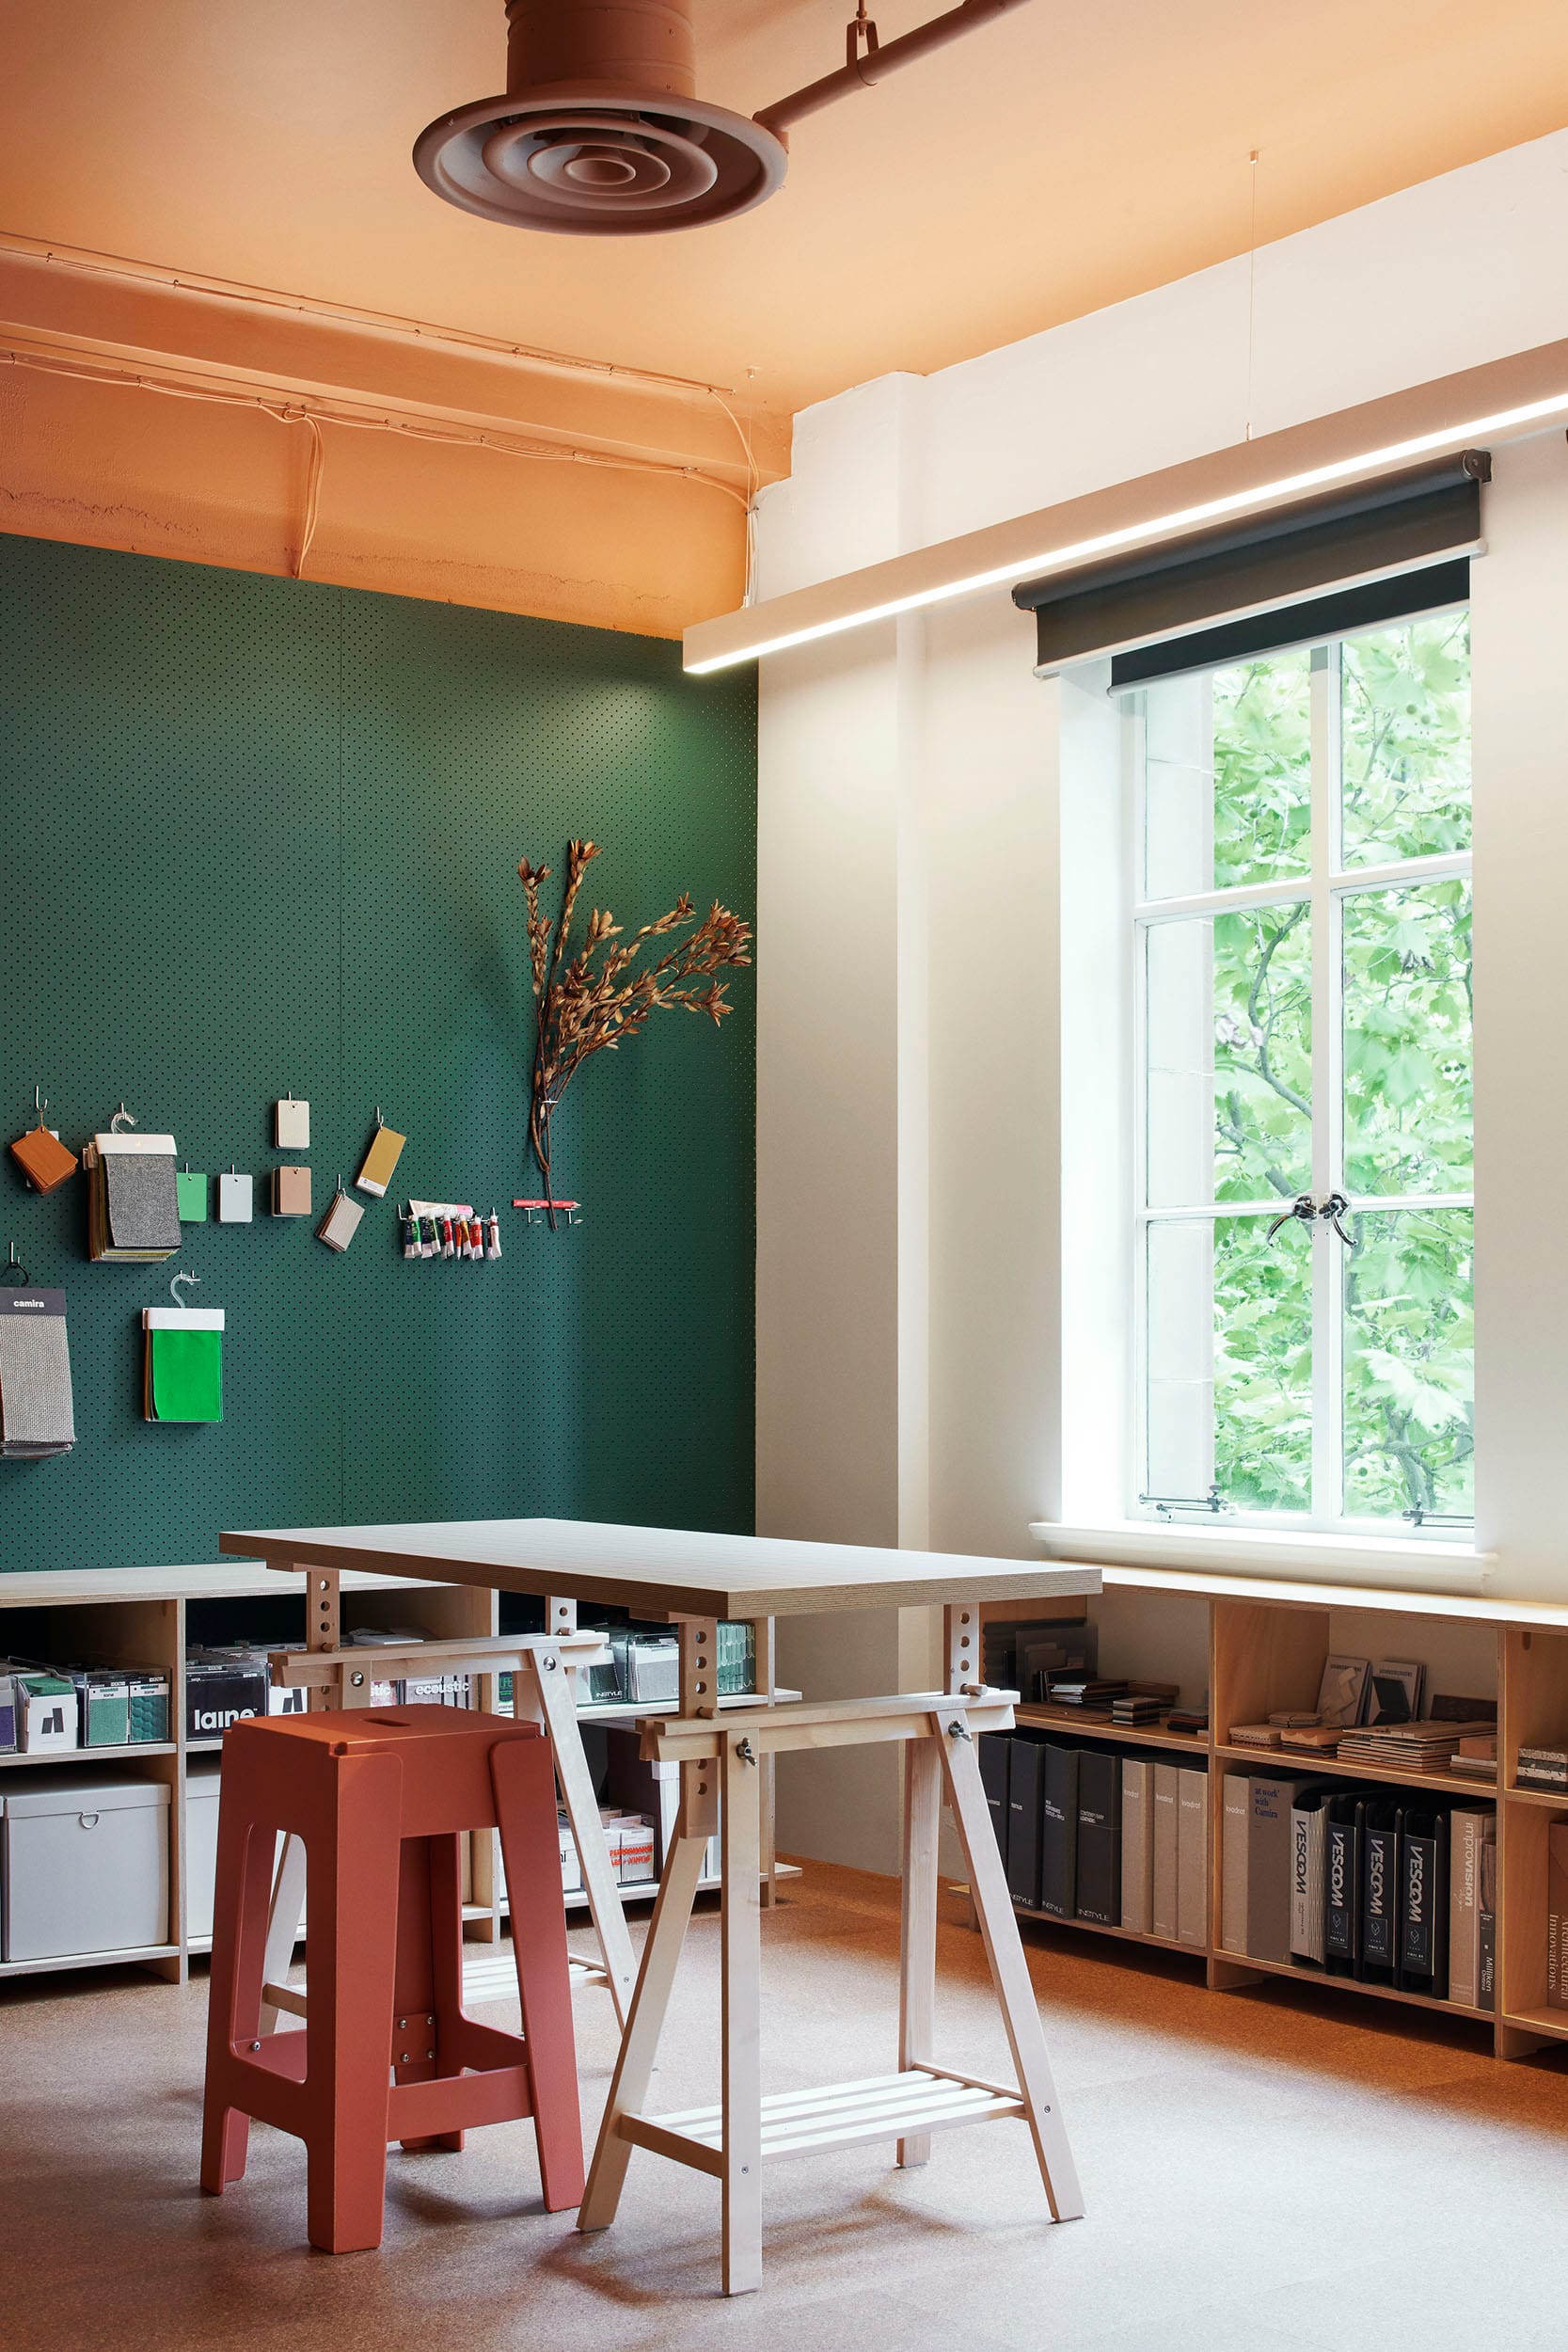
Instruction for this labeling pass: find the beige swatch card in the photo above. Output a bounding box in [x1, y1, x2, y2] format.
[274, 1096, 310, 1149]
[316, 1189, 364, 1253]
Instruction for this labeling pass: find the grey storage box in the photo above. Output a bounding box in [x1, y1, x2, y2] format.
[3, 1772, 169, 1961]
[184, 1759, 223, 1946]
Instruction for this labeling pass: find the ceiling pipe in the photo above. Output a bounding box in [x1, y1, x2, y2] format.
[755, 0, 1035, 140]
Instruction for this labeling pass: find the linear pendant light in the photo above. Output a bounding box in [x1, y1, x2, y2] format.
[681, 334, 1568, 675]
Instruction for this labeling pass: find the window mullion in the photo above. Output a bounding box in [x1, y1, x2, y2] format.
[1309, 646, 1344, 1522]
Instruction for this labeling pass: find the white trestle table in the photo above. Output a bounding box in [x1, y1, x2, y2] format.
[220, 1518, 1101, 2293]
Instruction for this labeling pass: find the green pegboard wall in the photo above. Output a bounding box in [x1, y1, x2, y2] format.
[0, 534, 756, 1573]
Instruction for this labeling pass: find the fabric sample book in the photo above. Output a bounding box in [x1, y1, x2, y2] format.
[142, 1307, 224, 1423]
[0, 1290, 76, 1456]
[85, 1134, 181, 1261]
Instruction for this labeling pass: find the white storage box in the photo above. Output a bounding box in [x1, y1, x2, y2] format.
[184, 1758, 223, 1944]
[3, 1772, 169, 1961]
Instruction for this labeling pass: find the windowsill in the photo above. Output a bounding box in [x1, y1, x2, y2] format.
[1028, 1518, 1496, 1592]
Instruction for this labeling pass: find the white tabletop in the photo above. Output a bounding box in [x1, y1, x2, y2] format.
[219, 1518, 1101, 1621]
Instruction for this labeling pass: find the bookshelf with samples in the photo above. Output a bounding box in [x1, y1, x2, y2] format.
[0, 1565, 791, 1985]
[970, 1563, 1568, 2063]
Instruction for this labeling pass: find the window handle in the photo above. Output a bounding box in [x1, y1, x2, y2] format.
[1266, 1193, 1316, 1243]
[1321, 1191, 1354, 1245]
[1267, 1191, 1354, 1244]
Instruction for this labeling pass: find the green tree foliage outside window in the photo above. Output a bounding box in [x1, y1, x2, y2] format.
[1148, 612, 1473, 1524]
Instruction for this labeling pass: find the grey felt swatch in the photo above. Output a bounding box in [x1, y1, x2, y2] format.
[104, 1151, 181, 1251]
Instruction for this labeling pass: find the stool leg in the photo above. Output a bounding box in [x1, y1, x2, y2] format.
[896, 1735, 942, 2169]
[492, 1736, 584, 2212]
[303, 1751, 404, 2254]
[200, 1808, 280, 2194]
[721, 1732, 764, 2297]
[391, 1836, 464, 2155]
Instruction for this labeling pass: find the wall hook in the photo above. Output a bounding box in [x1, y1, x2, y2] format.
[33, 1084, 47, 1122]
[110, 1102, 137, 1134]
[170, 1269, 200, 1308]
[4, 1241, 30, 1286]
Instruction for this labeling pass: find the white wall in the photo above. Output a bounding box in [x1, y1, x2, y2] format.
[758, 128, 1568, 1872]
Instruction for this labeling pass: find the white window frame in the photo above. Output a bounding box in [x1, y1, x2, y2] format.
[1128, 607, 1474, 1537]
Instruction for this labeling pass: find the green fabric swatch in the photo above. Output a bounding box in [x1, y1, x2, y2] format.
[176, 1170, 209, 1222]
[150, 1326, 222, 1422]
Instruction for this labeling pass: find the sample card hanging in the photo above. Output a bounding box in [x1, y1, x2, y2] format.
[217, 1169, 253, 1223]
[274, 1095, 310, 1149]
[177, 1168, 209, 1222]
[271, 1166, 312, 1216]
[85, 1134, 181, 1261]
[142, 1307, 224, 1423]
[8, 1103, 77, 1197]
[0, 1289, 76, 1458]
[356, 1113, 406, 1198]
[316, 1182, 364, 1253]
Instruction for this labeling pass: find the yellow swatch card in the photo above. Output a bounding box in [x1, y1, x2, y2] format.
[356, 1122, 405, 1198]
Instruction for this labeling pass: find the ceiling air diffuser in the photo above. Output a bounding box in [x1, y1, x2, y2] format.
[415, 0, 1031, 235]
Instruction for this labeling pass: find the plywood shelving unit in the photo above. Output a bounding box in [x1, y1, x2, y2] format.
[0, 1565, 781, 1985]
[987, 1563, 1568, 2062]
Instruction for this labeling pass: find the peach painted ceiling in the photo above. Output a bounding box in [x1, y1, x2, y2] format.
[4, 0, 1567, 418]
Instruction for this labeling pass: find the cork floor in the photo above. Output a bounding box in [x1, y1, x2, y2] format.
[4, 1861, 1567, 2352]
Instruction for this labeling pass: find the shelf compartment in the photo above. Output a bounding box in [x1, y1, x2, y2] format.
[0, 1743, 179, 1769]
[1213, 1743, 1488, 1800]
[1013, 1705, 1207, 1754]
[1223, 1950, 1496, 2024]
[1006, 1900, 1200, 1962]
[0, 1942, 181, 1979]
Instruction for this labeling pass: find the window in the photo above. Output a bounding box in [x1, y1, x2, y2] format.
[1129, 605, 1473, 1533]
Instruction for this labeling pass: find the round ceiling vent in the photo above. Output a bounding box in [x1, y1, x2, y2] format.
[414, 1, 787, 235]
[414, 88, 786, 235]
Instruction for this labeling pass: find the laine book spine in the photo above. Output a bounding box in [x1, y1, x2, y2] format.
[1449, 1807, 1491, 2010]
[1400, 1806, 1449, 1998]
[1076, 1749, 1121, 1925]
[1039, 1743, 1080, 1919]
[1360, 1798, 1403, 1983]
[1177, 1766, 1209, 1948]
[979, 1732, 1011, 1871]
[1547, 1823, 1568, 2009]
[1152, 1763, 1180, 1942]
[1323, 1793, 1365, 1976]
[1291, 1787, 1332, 1964]
[1006, 1734, 1045, 1913]
[1245, 1775, 1298, 1963]
[1221, 1775, 1250, 1958]
[1121, 1757, 1155, 1934]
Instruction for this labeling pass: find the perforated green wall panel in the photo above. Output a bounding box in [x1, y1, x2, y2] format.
[0, 534, 755, 1572]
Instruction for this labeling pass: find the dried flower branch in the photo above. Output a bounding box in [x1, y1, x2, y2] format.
[517, 839, 752, 1227]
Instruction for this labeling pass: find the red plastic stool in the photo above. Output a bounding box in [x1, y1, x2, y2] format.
[199, 1705, 583, 2251]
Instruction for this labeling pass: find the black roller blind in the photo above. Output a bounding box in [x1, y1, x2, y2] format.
[1013, 451, 1486, 682]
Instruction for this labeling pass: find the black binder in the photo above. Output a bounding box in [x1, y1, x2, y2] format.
[1039, 1742, 1080, 1920]
[1401, 1805, 1450, 1998]
[1324, 1791, 1365, 1975]
[979, 1732, 1011, 1870]
[1006, 1733, 1046, 1912]
[1360, 1798, 1404, 1983]
[1075, 1749, 1122, 1926]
